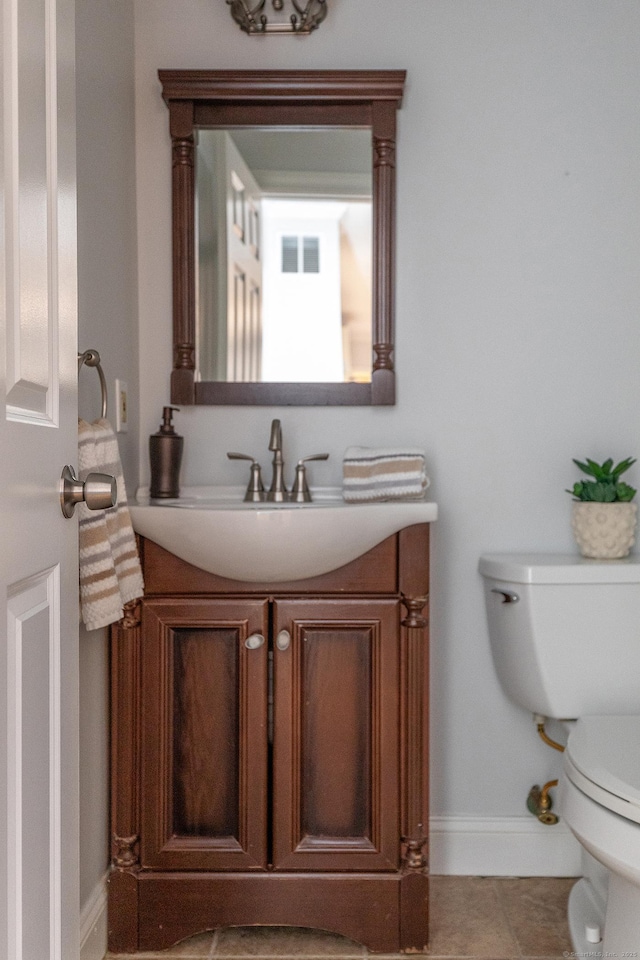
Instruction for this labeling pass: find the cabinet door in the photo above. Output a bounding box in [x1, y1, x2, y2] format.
[140, 597, 269, 871]
[272, 599, 400, 871]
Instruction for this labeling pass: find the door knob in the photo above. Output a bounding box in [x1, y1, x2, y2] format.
[245, 633, 265, 650]
[60, 465, 117, 518]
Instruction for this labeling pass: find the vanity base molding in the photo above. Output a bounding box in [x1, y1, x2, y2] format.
[108, 870, 428, 954]
[109, 526, 430, 954]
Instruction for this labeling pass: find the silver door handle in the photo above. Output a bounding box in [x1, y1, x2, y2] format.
[245, 633, 265, 650]
[276, 629, 291, 651]
[60, 465, 117, 518]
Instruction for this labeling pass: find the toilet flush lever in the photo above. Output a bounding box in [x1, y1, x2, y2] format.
[491, 588, 519, 604]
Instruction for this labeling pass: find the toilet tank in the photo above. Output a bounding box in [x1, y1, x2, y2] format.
[479, 554, 640, 719]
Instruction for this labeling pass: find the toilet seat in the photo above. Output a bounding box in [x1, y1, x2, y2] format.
[564, 716, 640, 825]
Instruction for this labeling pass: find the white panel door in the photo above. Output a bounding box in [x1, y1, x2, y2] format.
[1, 0, 79, 957]
[225, 135, 262, 382]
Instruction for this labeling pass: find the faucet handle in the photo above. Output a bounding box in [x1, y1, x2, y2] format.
[290, 453, 329, 503]
[299, 454, 330, 464]
[227, 452, 265, 502]
[268, 419, 282, 453]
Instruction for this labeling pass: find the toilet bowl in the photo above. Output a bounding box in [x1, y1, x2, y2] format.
[479, 554, 640, 953]
[561, 716, 640, 952]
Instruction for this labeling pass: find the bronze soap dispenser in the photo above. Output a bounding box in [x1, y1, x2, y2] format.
[149, 406, 183, 498]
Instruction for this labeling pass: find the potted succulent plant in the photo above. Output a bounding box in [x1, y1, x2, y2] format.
[567, 457, 637, 559]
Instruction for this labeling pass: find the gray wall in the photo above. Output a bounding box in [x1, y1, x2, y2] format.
[133, 0, 640, 870]
[76, 0, 138, 912]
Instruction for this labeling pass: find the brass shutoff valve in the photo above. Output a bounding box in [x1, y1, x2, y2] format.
[527, 780, 559, 825]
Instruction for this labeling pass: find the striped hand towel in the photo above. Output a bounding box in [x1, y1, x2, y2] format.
[343, 446, 430, 503]
[78, 419, 144, 631]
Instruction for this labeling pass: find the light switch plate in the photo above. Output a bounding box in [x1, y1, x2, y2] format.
[115, 379, 128, 433]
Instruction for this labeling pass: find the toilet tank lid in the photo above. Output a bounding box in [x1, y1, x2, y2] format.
[479, 553, 640, 584]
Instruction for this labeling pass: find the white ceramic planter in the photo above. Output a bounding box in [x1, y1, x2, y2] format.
[571, 501, 638, 559]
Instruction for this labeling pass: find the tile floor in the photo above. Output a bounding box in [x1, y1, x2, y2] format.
[105, 875, 576, 959]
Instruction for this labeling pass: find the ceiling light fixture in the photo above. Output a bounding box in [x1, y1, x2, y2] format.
[226, 0, 328, 35]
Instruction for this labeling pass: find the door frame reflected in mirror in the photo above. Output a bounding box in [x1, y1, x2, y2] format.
[159, 69, 406, 406]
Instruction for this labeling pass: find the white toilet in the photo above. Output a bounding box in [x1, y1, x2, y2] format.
[479, 553, 640, 954]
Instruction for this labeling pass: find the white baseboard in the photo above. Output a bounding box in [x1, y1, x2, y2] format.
[80, 871, 109, 960]
[429, 815, 583, 877]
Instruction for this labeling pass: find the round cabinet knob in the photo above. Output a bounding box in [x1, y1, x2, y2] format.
[245, 633, 265, 650]
[60, 465, 117, 518]
[276, 629, 291, 651]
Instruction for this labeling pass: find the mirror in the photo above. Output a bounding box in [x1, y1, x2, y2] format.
[160, 70, 406, 406]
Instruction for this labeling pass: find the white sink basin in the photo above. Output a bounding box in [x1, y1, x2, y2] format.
[130, 486, 437, 582]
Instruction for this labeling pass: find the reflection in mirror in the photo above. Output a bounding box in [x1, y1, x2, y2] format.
[196, 129, 372, 384]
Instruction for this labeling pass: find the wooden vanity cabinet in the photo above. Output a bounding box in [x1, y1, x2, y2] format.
[108, 524, 430, 954]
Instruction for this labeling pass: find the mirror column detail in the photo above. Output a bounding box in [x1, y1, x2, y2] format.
[169, 102, 197, 398]
[372, 104, 397, 404]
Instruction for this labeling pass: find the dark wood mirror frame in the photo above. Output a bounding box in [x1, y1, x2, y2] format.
[160, 69, 406, 406]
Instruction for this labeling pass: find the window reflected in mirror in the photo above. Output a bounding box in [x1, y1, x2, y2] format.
[195, 129, 372, 385]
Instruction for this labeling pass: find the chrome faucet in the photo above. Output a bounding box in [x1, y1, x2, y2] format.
[267, 419, 287, 501]
[227, 419, 329, 503]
